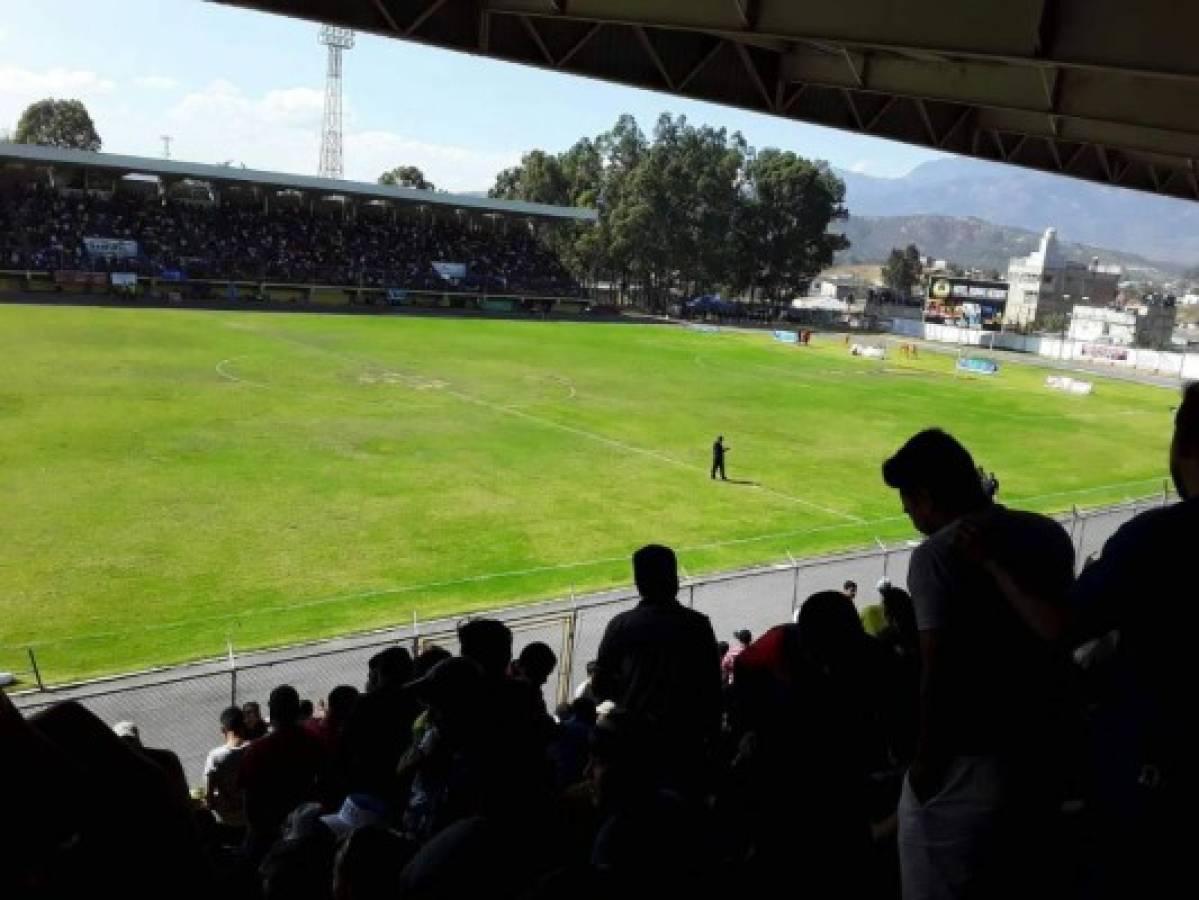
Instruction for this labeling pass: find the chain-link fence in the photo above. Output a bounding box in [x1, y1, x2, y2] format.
[8, 494, 1171, 787]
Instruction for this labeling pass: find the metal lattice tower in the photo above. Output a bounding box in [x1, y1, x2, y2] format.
[317, 25, 354, 179]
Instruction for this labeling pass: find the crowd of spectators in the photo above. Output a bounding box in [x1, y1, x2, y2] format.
[0, 183, 585, 296]
[3, 385, 1194, 898]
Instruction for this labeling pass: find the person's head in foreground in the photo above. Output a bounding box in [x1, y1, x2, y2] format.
[268, 684, 302, 729]
[1171, 382, 1199, 499]
[842, 580, 858, 602]
[514, 641, 558, 687]
[633, 544, 679, 603]
[457, 618, 513, 679]
[882, 428, 989, 535]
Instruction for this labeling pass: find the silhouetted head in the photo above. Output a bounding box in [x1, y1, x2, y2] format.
[413, 645, 453, 680]
[569, 696, 598, 727]
[366, 646, 413, 692]
[842, 580, 858, 601]
[268, 685, 302, 729]
[326, 685, 360, 726]
[1171, 382, 1199, 499]
[242, 701, 263, 731]
[796, 590, 867, 673]
[219, 705, 245, 740]
[883, 428, 988, 535]
[633, 544, 679, 602]
[298, 699, 314, 721]
[733, 629, 752, 648]
[458, 618, 513, 679]
[515, 641, 558, 687]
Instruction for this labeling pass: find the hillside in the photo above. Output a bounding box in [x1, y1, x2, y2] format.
[833, 214, 1178, 279]
[836, 157, 1199, 266]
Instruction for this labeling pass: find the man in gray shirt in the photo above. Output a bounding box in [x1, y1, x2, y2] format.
[882, 429, 1073, 899]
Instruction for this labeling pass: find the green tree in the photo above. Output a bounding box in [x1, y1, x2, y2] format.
[14, 99, 101, 151]
[732, 150, 849, 300]
[882, 244, 922, 296]
[378, 165, 434, 190]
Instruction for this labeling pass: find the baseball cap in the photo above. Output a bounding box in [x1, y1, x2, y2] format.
[319, 793, 389, 840]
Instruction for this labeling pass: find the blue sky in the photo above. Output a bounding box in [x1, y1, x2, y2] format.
[0, 0, 942, 190]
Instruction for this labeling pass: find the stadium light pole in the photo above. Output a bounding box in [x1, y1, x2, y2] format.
[318, 25, 354, 179]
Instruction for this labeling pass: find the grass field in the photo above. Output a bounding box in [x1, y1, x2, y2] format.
[0, 304, 1175, 684]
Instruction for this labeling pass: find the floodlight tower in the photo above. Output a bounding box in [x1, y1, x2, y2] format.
[318, 25, 354, 179]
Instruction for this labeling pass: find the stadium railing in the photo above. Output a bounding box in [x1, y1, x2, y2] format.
[4, 492, 1173, 786]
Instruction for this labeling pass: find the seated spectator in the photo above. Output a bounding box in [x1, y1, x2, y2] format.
[333, 824, 414, 900]
[204, 705, 249, 832]
[306, 684, 360, 756]
[721, 629, 752, 684]
[240, 684, 330, 859]
[259, 802, 336, 900]
[243, 700, 269, 741]
[549, 696, 598, 790]
[593, 544, 721, 796]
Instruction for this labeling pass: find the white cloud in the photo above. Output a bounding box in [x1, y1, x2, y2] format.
[159, 80, 517, 190]
[0, 65, 116, 97]
[849, 159, 877, 174]
[0, 28, 8, 43]
[132, 75, 178, 91]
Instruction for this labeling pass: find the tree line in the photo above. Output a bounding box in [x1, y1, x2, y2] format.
[486, 113, 850, 308]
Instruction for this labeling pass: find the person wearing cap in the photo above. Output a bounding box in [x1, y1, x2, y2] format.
[319, 793, 389, 841]
[721, 629, 752, 685]
[113, 719, 190, 806]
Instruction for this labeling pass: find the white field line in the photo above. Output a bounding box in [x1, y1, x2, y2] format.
[215, 356, 272, 389]
[252, 328, 863, 523]
[6, 477, 1166, 653]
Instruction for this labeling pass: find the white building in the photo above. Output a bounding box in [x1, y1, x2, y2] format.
[1068, 300, 1176, 349]
[1004, 228, 1121, 328]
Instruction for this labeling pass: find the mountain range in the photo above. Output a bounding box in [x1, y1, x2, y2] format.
[835, 157, 1199, 271]
[832, 215, 1176, 279]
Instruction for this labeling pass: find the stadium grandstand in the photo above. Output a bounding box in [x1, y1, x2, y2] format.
[4, 2, 1196, 899]
[0, 144, 594, 308]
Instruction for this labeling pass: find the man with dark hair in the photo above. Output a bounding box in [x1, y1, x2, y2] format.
[1067, 383, 1199, 898]
[204, 705, 249, 830]
[843, 580, 858, 605]
[239, 684, 329, 858]
[594, 544, 721, 792]
[512, 641, 558, 690]
[882, 428, 1074, 898]
[342, 648, 420, 804]
[458, 618, 514, 678]
[242, 700, 268, 741]
[721, 629, 752, 684]
[711, 435, 728, 480]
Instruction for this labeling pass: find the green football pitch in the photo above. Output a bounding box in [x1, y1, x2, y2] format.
[0, 304, 1174, 684]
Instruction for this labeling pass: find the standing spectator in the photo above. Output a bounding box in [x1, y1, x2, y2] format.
[204, 706, 249, 831]
[882, 428, 1074, 899]
[239, 684, 329, 859]
[243, 701, 268, 741]
[305, 685, 360, 757]
[721, 629, 752, 684]
[842, 580, 859, 606]
[593, 544, 721, 792]
[511, 641, 558, 692]
[1067, 383, 1199, 898]
[341, 647, 420, 804]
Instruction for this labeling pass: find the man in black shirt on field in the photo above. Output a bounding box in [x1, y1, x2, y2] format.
[711, 435, 728, 480]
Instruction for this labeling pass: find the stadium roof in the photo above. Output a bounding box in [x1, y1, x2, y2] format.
[217, 0, 1199, 202]
[0, 143, 597, 222]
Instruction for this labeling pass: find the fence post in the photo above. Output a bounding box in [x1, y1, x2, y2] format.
[560, 605, 579, 709]
[410, 610, 421, 658]
[1163, 479, 1170, 507]
[786, 550, 799, 619]
[1073, 512, 1087, 574]
[688, 582, 695, 609]
[27, 647, 44, 692]
[226, 639, 237, 708]
[876, 537, 889, 579]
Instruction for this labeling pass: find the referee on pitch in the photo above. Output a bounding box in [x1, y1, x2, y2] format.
[711, 435, 728, 480]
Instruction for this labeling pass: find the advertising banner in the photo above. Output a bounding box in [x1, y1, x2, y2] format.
[432, 261, 467, 281]
[54, 270, 107, 290]
[956, 356, 1000, 375]
[772, 330, 799, 343]
[83, 236, 139, 259]
[110, 272, 138, 288]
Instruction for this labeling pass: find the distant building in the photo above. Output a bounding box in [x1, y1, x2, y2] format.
[1068, 297, 1176, 349]
[924, 275, 1010, 328]
[808, 277, 873, 302]
[1004, 228, 1120, 328]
